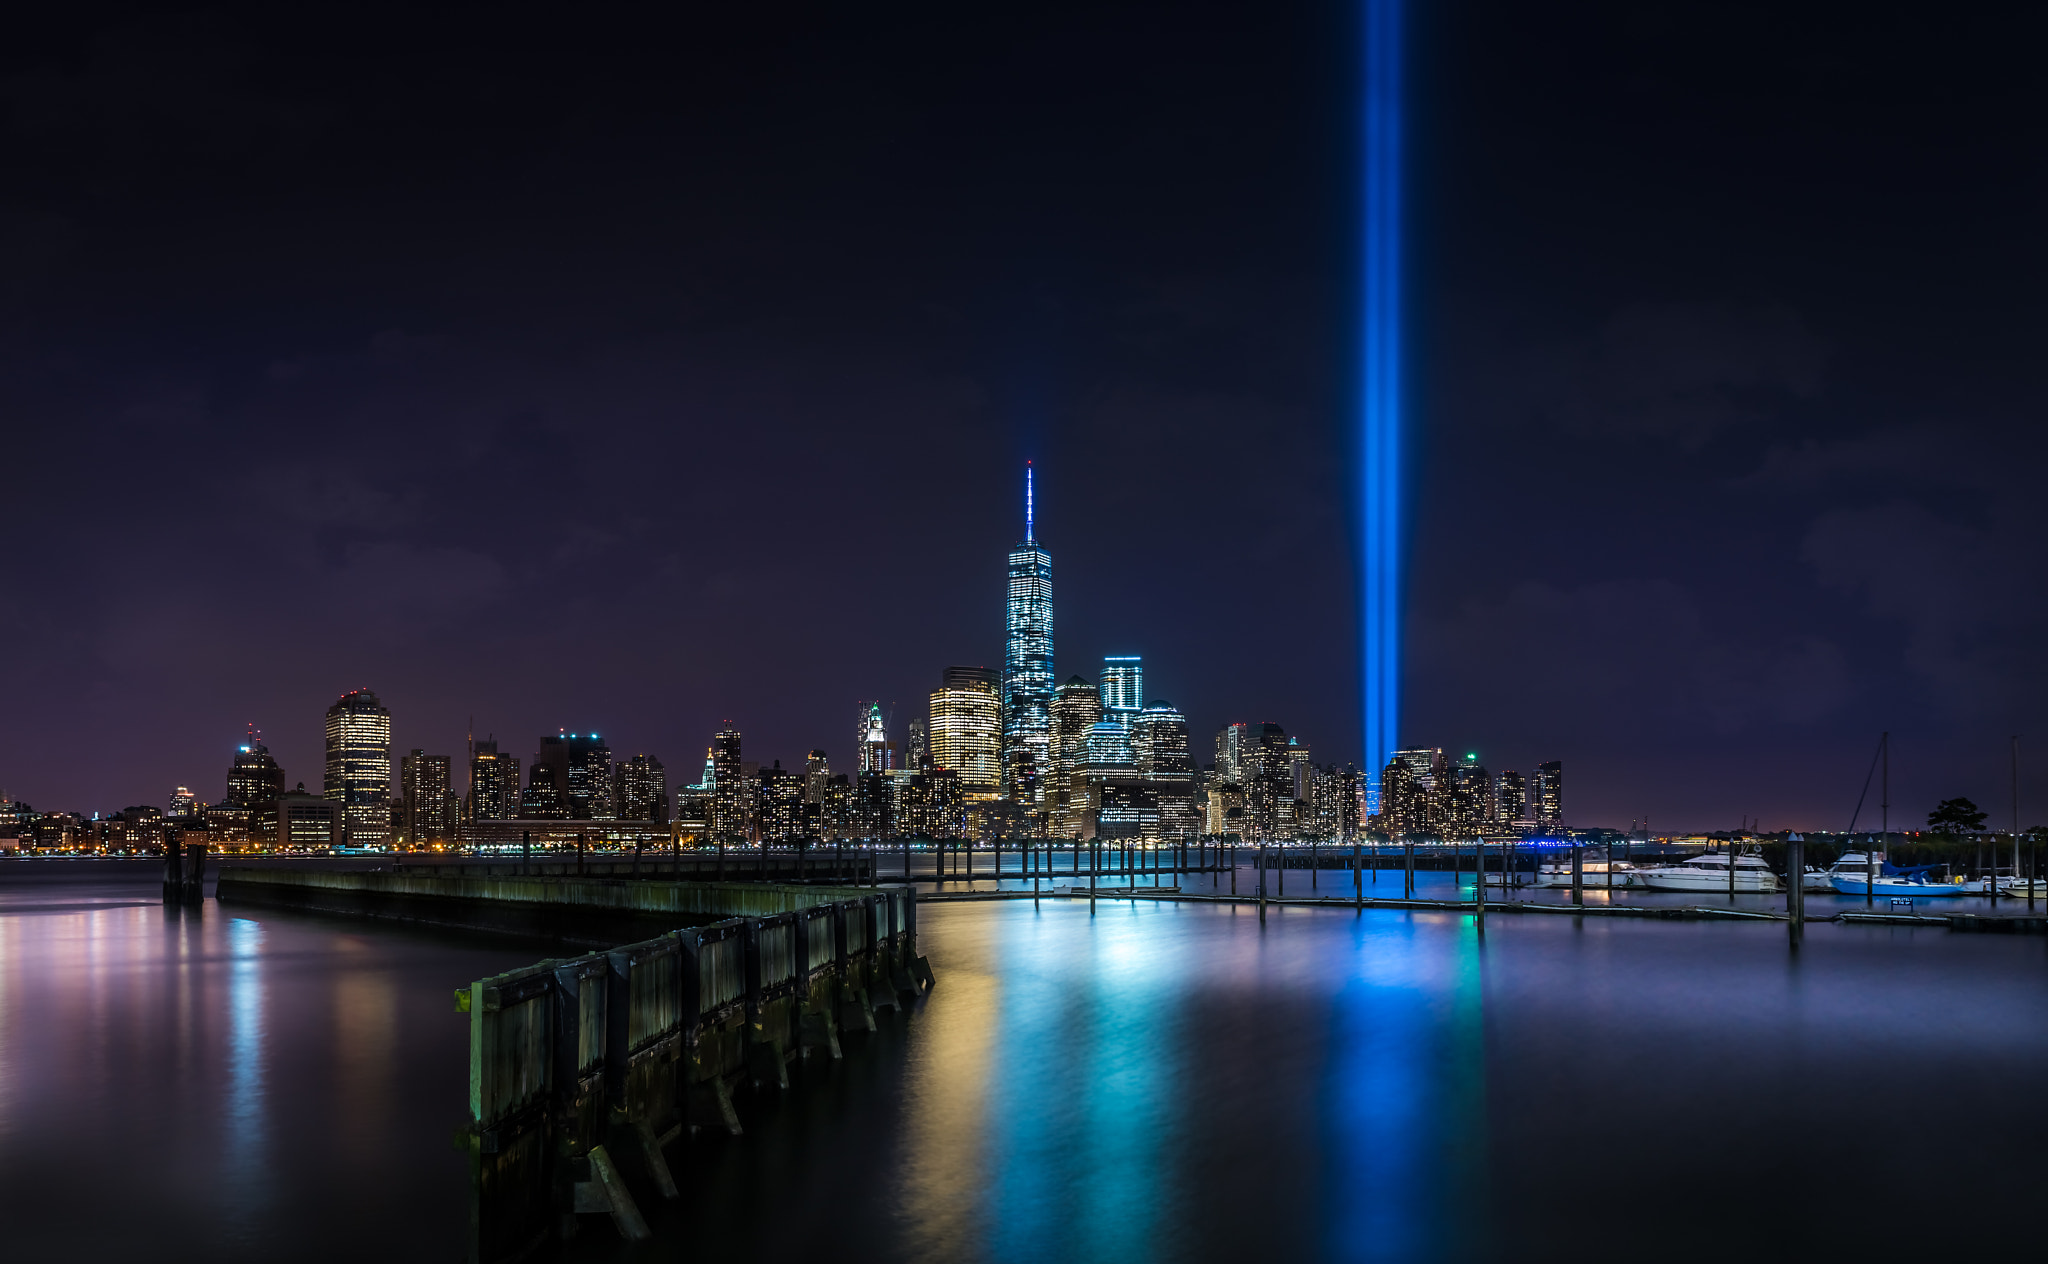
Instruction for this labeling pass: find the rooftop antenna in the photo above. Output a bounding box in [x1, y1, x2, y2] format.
[1025, 460, 1035, 543]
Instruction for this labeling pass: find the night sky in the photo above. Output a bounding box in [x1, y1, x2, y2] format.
[2, 2, 2043, 831]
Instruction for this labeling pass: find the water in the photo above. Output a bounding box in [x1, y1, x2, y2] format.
[5, 862, 2046, 1262]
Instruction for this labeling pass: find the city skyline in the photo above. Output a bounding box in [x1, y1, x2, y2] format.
[0, 463, 1581, 843]
[0, 440, 2027, 834]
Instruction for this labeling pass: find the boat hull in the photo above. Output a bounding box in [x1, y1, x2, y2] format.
[1637, 871, 1780, 894]
[1828, 876, 1965, 898]
[1530, 872, 1641, 889]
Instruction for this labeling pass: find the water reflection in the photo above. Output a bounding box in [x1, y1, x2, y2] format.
[5, 865, 2048, 1263]
[1325, 916, 1488, 1261]
[333, 943, 397, 1166]
[0, 866, 535, 1263]
[897, 906, 1496, 1264]
[225, 916, 269, 1223]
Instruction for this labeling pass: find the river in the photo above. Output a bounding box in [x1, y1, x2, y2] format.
[3, 861, 2043, 1261]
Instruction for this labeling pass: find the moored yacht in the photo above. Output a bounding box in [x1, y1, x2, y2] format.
[1827, 859, 1964, 898]
[1810, 851, 1883, 892]
[1529, 858, 1642, 888]
[1635, 851, 1782, 894]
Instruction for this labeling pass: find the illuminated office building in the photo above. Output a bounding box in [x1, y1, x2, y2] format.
[166, 786, 198, 818]
[803, 750, 831, 805]
[527, 732, 615, 821]
[1002, 464, 1054, 807]
[1133, 702, 1191, 777]
[1214, 723, 1250, 783]
[276, 784, 343, 850]
[929, 666, 1002, 792]
[1388, 747, 1446, 826]
[468, 738, 521, 821]
[324, 688, 392, 847]
[400, 750, 454, 844]
[755, 761, 804, 840]
[1100, 656, 1143, 719]
[1303, 764, 1363, 840]
[1495, 769, 1527, 825]
[1376, 757, 1420, 835]
[226, 737, 284, 810]
[519, 761, 566, 818]
[1049, 675, 1102, 829]
[1051, 677, 1102, 774]
[614, 753, 668, 823]
[710, 726, 747, 838]
[1534, 760, 1564, 827]
[857, 702, 891, 775]
[1443, 753, 1490, 831]
[1135, 702, 1194, 837]
[1244, 723, 1294, 839]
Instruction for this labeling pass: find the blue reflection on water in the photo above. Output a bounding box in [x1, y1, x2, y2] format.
[1325, 916, 1487, 1263]
[977, 909, 1181, 1264]
[225, 917, 268, 1205]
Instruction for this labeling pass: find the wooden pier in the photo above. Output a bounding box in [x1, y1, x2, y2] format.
[215, 865, 880, 946]
[458, 885, 926, 1262]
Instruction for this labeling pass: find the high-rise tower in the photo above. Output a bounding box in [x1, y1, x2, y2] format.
[1003, 463, 1054, 808]
[929, 667, 1002, 791]
[226, 734, 285, 809]
[1534, 760, 1564, 828]
[324, 689, 392, 847]
[1100, 656, 1143, 719]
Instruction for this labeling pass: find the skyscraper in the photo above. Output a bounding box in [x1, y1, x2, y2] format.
[1047, 675, 1101, 835]
[1099, 656, 1143, 718]
[324, 689, 392, 847]
[574, 735, 616, 820]
[803, 750, 830, 805]
[614, 753, 668, 823]
[1002, 464, 1053, 809]
[400, 750, 453, 844]
[519, 760, 566, 818]
[754, 761, 804, 840]
[710, 725, 746, 838]
[1534, 760, 1564, 827]
[929, 666, 1002, 792]
[226, 737, 284, 809]
[1133, 702, 1191, 776]
[856, 702, 890, 775]
[1135, 701, 1195, 838]
[527, 733, 615, 820]
[1247, 723, 1294, 838]
[1214, 723, 1250, 783]
[468, 738, 520, 821]
[1444, 752, 1490, 832]
[1495, 769, 1527, 825]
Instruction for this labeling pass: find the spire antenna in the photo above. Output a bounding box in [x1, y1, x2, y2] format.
[1025, 461, 1035, 543]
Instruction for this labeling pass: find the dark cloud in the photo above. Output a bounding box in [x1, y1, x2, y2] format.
[0, 1, 2043, 831]
[1541, 303, 1827, 448]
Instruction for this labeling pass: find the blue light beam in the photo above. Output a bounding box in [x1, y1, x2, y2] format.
[1357, 0, 1404, 812]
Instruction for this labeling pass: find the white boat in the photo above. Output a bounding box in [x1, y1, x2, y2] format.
[1994, 878, 2048, 899]
[1529, 859, 1641, 889]
[1810, 851, 1885, 892]
[1635, 851, 1782, 894]
[1958, 874, 2028, 896]
[1828, 857, 1965, 898]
